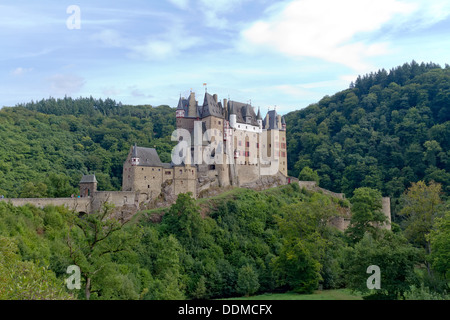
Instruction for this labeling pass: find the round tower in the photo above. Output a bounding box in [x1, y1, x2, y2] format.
[229, 102, 237, 128]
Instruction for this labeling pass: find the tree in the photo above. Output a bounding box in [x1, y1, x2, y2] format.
[236, 264, 260, 297]
[398, 181, 444, 275]
[428, 209, 450, 282]
[0, 236, 74, 300]
[192, 276, 208, 299]
[65, 203, 141, 300]
[343, 232, 421, 299]
[345, 187, 387, 244]
[272, 194, 341, 293]
[298, 166, 320, 184]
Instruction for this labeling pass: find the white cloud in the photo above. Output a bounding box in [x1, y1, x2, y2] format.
[91, 29, 124, 47]
[239, 0, 443, 72]
[167, 0, 190, 10]
[47, 74, 85, 95]
[128, 25, 201, 60]
[11, 67, 33, 76]
[102, 86, 121, 96]
[128, 86, 154, 99]
[199, 0, 249, 29]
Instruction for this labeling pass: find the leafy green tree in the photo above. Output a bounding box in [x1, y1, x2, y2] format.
[428, 209, 450, 282]
[236, 264, 260, 297]
[345, 187, 387, 243]
[192, 276, 208, 299]
[272, 194, 341, 293]
[19, 182, 48, 198]
[298, 166, 320, 184]
[399, 181, 444, 275]
[343, 232, 421, 299]
[65, 203, 141, 300]
[0, 236, 74, 300]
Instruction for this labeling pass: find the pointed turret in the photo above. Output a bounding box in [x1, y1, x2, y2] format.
[256, 107, 262, 120]
[176, 96, 186, 118]
[257, 107, 263, 129]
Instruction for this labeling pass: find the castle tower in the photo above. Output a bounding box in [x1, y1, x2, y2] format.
[176, 97, 186, 118]
[79, 174, 98, 197]
[229, 103, 237, 128]
[188, 91, 197, 118]
[131, 143, 140, 166]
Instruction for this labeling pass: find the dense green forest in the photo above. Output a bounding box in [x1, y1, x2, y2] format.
[1, 182, 448, 300]
[0, 97, 176, 197]
[286, 61, 450, 219]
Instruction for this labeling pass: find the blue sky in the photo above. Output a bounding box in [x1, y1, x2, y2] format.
[1, 0, 449, 114]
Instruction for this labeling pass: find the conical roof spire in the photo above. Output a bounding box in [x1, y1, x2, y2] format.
[256, 106, 262, 120]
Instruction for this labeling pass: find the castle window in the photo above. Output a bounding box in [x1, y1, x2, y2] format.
[152, 168, 154, 171]
[246, 142, 250, 147]
[179, 169, 182, 174]
[209, 165, 215, 170]
[142, 168, 144, 171]
[257, 143, 259, 148]
[165, 171, 171, 175]
[148, 185, 150, 188]
[144, 176, 147, 180]
[281, 151, 286, 157]
[218, 121, 221, 125]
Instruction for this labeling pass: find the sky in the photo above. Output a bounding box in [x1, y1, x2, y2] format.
[1, 0, 449, 115]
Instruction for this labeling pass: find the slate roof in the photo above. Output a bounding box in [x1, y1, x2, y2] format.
[131, 145, 163, 167]
[227, 101, 259, 126]
[80, 174, 97, 184]
[201, 93, 224, 118]
[264, 110, 280, 130]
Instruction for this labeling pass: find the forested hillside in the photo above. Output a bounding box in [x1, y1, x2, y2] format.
[0, 97, 176, 197]
[1, 182, 448, 300]
[286, 61, 450, 217]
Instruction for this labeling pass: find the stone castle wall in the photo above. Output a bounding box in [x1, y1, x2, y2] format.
[1, 197, 91, 213]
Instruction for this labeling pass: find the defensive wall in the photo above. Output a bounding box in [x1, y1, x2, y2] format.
[1, 179, 392, 231]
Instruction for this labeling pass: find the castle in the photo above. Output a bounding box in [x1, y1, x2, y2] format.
[121, 91, 289, 201]
[1, 90, 391, 230]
